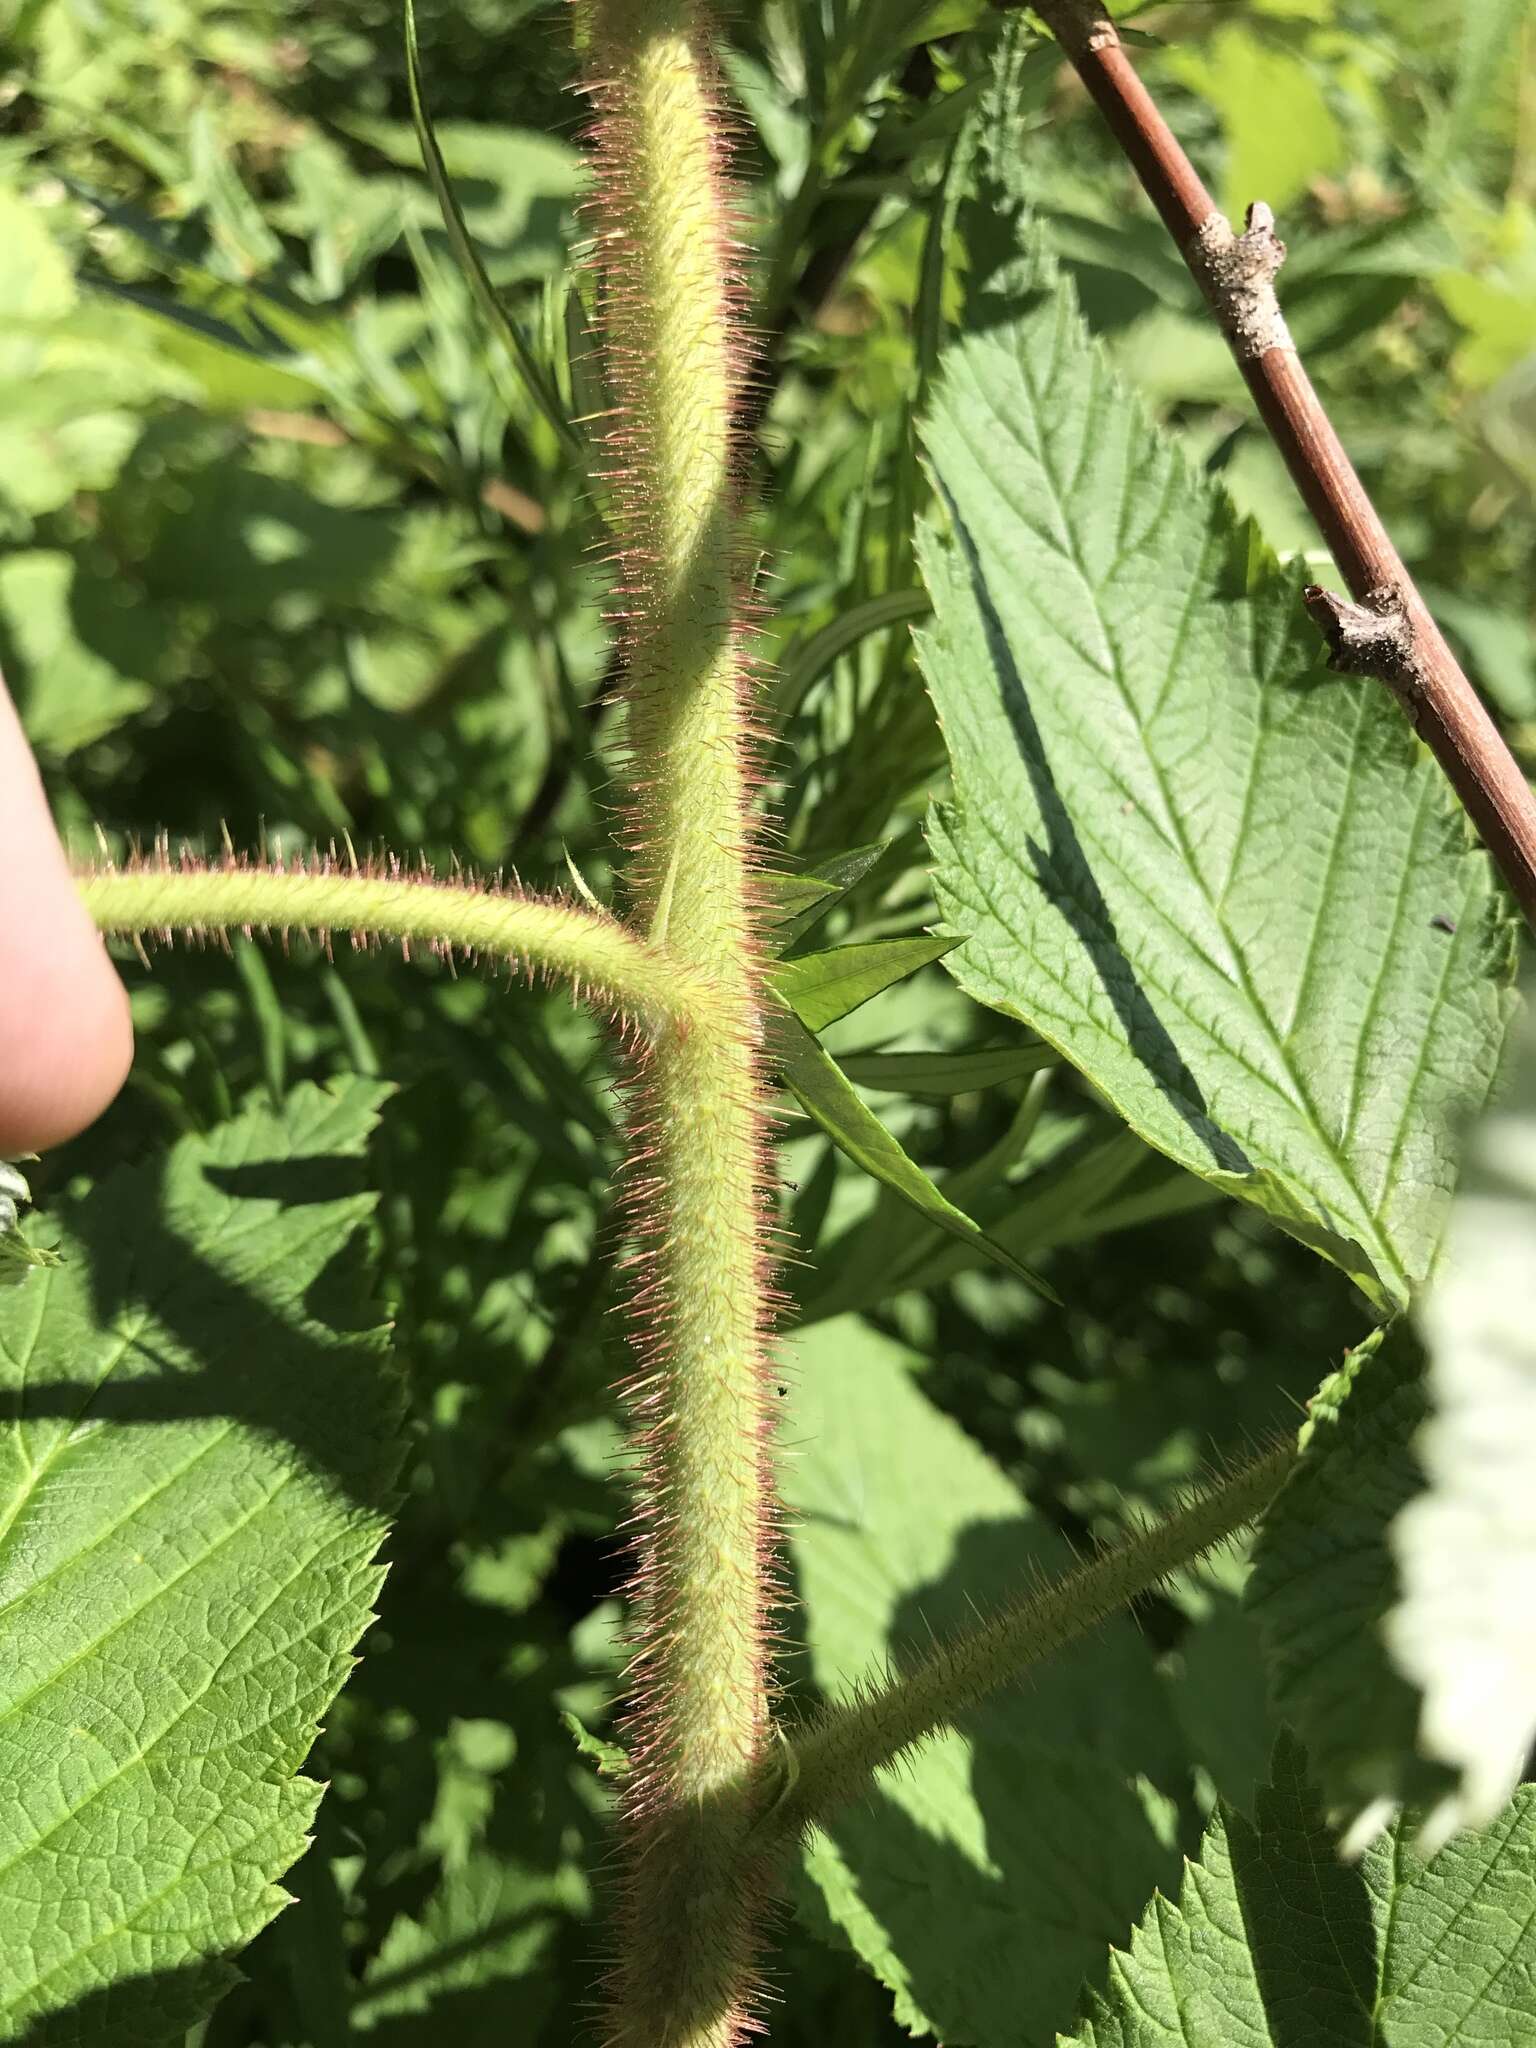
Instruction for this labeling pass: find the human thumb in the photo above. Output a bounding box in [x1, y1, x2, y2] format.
[0, 680, 133, 1153]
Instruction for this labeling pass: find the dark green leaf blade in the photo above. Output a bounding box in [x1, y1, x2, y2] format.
[1246, 1325, 1443, 1844]
[772, 1002, 1059, 1300]
[763, 844, 889, 949]
[0, 1082, 401, 2044]
[1252, 997, 1536, 1852]
[773, 934, 955, 1032]
[1061, 1735, 1536, 2048]
[1388, 993, 1536, 1847]
[918, 246, 1515, 1309]
[787, 1318, 1186, 2047]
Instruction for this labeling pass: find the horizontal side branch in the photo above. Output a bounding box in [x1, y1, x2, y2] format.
[79, 860, 720, 1037]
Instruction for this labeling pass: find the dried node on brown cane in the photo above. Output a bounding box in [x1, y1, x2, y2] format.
[1303, 583, 1420, 697]
[1191, 202, 1292, 360]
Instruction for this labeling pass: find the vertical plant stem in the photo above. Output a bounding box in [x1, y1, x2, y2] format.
[576, 3, 775, 2042]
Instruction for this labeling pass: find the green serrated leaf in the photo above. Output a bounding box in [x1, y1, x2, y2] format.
[787, 1319, 1186, 2047]
[771, 1000, 1059, 1301]
[773, 934, 955, 1032]
[1061, 1734, 1536, 2047]
[919, 241, 1515, 1311]
[0, 1082, 402, 2044]
[1387, 993, 1536, 1850]
[1247, 1324, 1449, 1843]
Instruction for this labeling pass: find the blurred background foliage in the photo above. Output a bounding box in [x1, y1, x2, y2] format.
[1, 0, 1532, 2040]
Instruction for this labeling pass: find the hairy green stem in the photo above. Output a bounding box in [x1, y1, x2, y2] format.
[576, 2, 776, 2042]
[80, 863, 715, 1036]
[765, 1443, 1296, 1844]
